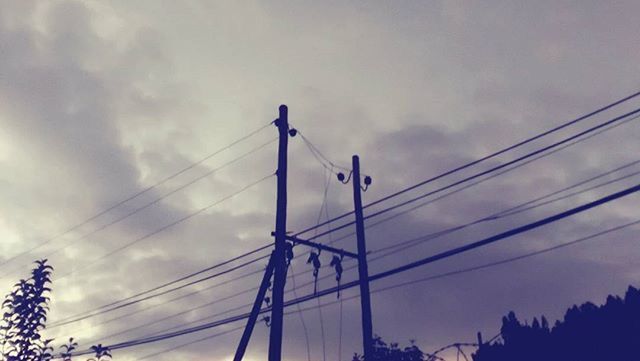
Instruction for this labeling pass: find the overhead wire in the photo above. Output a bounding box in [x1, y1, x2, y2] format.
[50, 126, 334, 330]
[314, 168, 333, 361]
[43, 138, 276, 261]
[64, 263, 263, 344]
[63, 96, 640, 332]
[296, 129, 351, 174]
[50, 243, 272, 325]
[367, 182, 640, 283]
[49, 253, 270, 329]
[176, 202, 639, 360]
[79, 262, 346, 346]
[71, 156, 640, 342]
[369, 218, 640, 297]
[293, 90, 640, 237]
[135, 324, 246, 361]
[369, 167, 640, 262]
[368, 156, 640, 257]
[134, 294, 349, 361]
[2, 138, 276, 284]
[0, 123, 273, 273]
[56, 182, 640, 357]
[46, 96, 640, 358]
[53, 173, 275, 284]
[66, 154, 640, 344]
[113, 214, 640, 360]
[304, 107, 640, 242]
[321, 114, 640, 251]
[288, 263, 312, 361]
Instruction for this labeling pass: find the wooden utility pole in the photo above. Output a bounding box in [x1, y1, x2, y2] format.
[268, 105, 289, 361]
[233, 253, 275, 361]
[352, 155, 374, 360]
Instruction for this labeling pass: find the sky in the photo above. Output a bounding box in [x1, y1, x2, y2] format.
[1, 1, 640, 360]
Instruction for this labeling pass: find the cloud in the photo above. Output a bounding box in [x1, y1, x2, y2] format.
[1, 1, 640, 361]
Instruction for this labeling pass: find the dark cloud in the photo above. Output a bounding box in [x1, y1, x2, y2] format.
[1, 1, 640, 361]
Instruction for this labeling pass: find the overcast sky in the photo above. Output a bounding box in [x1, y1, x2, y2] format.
[1, 1, 640, 361]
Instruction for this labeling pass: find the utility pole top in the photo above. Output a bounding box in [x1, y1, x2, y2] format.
[269, 104, 289, 361]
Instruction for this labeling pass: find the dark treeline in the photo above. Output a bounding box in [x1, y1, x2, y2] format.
[473, 285, 640, 361]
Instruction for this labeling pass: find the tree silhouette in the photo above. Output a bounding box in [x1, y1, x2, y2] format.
[352, 335, 425, 361]
[0, 260, 112, 361]
[473, 286, 640, 361]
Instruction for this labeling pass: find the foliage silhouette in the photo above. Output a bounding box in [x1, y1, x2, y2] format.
[473, 286, 640, 361]
[0, 260, 112, 361]
[352, 335, 425, 361]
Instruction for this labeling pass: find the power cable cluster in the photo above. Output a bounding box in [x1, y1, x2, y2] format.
[13, 90, 639, 360]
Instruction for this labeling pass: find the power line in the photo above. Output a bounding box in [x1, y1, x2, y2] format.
[57, 182, 640, 357]
[135, 324, 246, 361]
[48, 253, 270, 329]
[53, 173, 274, 284]
[160, 211, 638, 361]
[294, 90, 640, 237]
[52, 139, 275, 256]
[134, 295, 347, 361]
[289, 264, 312, 361]
[80, 265, 266, 346]
[367, 182, 640, 283]
[305, 107, 640, 242]
[0, 123, 272, 272]
[258, 107, 640, 280]
[73, 159, 640, 344]
[75, 161, 640, 342]
[97, 212, 640, 359]
[369, 158, 640, 257]
[63, 102, 640, 331]
[80, 258, 349, 346]
[49, 244, 272, 326]
[74, 256, 351, 344]
[323, 116, 640, 250]
[45, 98, 640, 354]
[1, 138, 277, 283]
[369, 218, 640, 296]
[297, 130, 351, 174]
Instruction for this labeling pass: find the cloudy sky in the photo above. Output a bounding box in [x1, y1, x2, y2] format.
[1, 1, 640, 360]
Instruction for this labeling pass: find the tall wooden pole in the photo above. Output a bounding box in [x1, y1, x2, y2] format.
[268, 105, 289, 361]
[233, 253, 275, 361]
[352, 155, 374, 360]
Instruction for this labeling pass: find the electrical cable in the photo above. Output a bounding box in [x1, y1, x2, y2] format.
[369, 158, 640, 257]
[73, 161, 640, 344]
[0, 123, 273, 272]
[49, 254, 270, 330]
[323, 116, 640, 251]
[42, 139, 276, 264]
[61, 104, 640, 331]
[51, 244, 271, 325]
[56, 182, 640, 357]
[135, 214, 637, 361]
[294, 91, 640, 237]
[53, 173, 274, 284]
[305, 107, 640, 242]
[289, 264, 312, 361]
